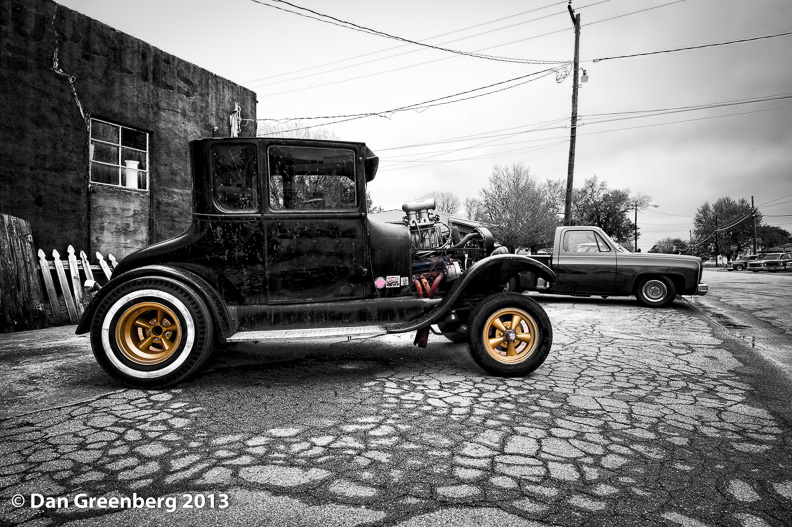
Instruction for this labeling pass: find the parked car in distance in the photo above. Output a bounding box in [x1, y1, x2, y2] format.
[726, 254, 759, 271]
[514, 226, 708, 308]
[747, 253, 783, 272]
[764, 252, 792, 272]
[702, 259, 716, 267]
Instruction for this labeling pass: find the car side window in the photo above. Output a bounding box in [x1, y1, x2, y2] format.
[212, 144, 259, 213]
[562, 231, 612, 253]
[268, 146, 357, 211]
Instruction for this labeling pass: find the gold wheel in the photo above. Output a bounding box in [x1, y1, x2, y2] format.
[482, 308, 538, 364]
[115, 302, 182, 366]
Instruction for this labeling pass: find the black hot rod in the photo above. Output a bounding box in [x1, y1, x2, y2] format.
[76, 138, 556, 387]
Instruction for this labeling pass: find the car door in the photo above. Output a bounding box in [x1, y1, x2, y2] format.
[553, 229, 617, 294]
[264, 143, 367, 304]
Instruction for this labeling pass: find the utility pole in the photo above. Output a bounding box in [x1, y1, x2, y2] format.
[634, 202, 639, 252]
[751, 195, 758, 254]
[714, 215, 719, 267]
[562, 1, 581, 226]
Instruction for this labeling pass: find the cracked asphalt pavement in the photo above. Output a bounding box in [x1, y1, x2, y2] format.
[1, 288, 791, 526]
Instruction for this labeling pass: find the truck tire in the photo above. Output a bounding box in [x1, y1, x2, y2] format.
[89, 277, 215, 388]
[635, 276, 676, 308]
[467, 293, 552, 377]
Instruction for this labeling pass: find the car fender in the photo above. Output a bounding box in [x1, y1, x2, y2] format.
[75, 265, 233, 341]
[386, 254, 555, 332]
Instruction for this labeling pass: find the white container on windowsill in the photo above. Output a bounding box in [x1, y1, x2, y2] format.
[124, 160, 139, 189]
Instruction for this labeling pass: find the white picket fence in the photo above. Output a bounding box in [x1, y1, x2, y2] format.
[37, 246, 117, 324]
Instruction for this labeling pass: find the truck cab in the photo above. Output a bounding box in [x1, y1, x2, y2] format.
[77, 137, 556, 388]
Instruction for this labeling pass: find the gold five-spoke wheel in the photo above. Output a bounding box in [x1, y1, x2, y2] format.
[115, 302, 182, 365]
[482, 308, 538, 364]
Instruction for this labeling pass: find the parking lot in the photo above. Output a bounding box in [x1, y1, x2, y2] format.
[1, 275, 792, 526]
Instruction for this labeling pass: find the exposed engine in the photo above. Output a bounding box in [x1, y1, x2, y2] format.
[402, 198, 494, 298]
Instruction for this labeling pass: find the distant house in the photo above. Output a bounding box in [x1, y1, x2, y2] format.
[769, 243, 792, 253]
[0, 0, 257, 259]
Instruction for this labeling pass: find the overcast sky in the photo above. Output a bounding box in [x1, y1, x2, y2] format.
[56, 0, 792, 251]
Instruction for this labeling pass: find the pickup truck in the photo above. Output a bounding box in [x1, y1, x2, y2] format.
[76, 137, 556, 388]
[514, 226, 708, 307]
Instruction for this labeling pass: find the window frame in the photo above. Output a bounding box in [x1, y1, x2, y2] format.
[266, 145, 358, 214]
[89, 118, 150, 191]
[210, 142, 261, 214]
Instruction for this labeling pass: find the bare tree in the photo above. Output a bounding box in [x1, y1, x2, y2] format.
[258, 120, 338, 140]
[420, 191, 460, 215]
[463, 197, 482, 220]
[477, 163, 558, 251]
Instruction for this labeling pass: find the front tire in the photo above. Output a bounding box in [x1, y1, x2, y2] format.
[90, 278, 215, 388]
[467, 293, 552, 376]
[636, 276, 676, 308]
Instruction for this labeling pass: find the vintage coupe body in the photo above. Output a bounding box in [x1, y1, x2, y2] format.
[76, 138, 556, 388]
[515, 226, 708, 307]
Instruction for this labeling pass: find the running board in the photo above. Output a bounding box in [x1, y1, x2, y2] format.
[226, 326, 388, 342]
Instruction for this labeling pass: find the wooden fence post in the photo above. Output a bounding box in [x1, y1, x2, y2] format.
[53, 249, 79, 323]
[38, 249, 63, 325]
[67, 245, 83, 315]
[1, 215, 47, 331]
[79, 250, 95, 282]
[97, 252, 113, 281]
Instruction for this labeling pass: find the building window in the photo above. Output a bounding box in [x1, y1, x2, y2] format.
[89, 119, 149, 190]
[267, 146, 357, 211]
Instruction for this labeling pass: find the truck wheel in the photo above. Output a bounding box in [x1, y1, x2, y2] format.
[90, 278, 215, 388]
[636, 276, 676, 308]
[467, 293, 552, 377]
[734, 264, 743, 271]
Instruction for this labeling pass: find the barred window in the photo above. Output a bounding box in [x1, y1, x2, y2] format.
[89, 119, 149, 190]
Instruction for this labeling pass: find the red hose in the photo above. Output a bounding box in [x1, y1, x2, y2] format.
[413, 278, 423, 298]
[428, 274, 444, 298]
[420, 278, 431, 298]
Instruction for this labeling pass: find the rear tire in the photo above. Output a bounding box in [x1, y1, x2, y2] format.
[89, 277, 215, 388]
[636, 276, 676, 308]
[467, 293, 552, 377]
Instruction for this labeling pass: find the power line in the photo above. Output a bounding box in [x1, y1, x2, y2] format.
[259, 68, 559, 122]
[369, 94, 792, 161]
[758, 193, 792, 207]
[250, 0, 626, 98]
[243, 1, 570, 88]
[259, 67, 560, 134]
[375, 105, 792, 170]
[592, 31, 792, 63]
[252, 0, 566, 65]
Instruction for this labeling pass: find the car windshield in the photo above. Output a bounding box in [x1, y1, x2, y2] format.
[765, 253, 782, 259]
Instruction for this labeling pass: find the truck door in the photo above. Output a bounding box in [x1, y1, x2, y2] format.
[264, 144, 367, 304]
[553, 229, 617, 294]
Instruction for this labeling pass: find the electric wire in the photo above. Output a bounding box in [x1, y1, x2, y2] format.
[259, 67, 560, 134]
[251, 0, 566, 65]
[375, 96, 791, 164]
[592, 31, 792, 63]
[758, 193, 792, 207]
[250, 0, 626, 98]
[376, 105, 792, 171]
[243, 1, 571, 88]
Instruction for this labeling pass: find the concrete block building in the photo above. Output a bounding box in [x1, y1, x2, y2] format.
[0, 0, 257, 259]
